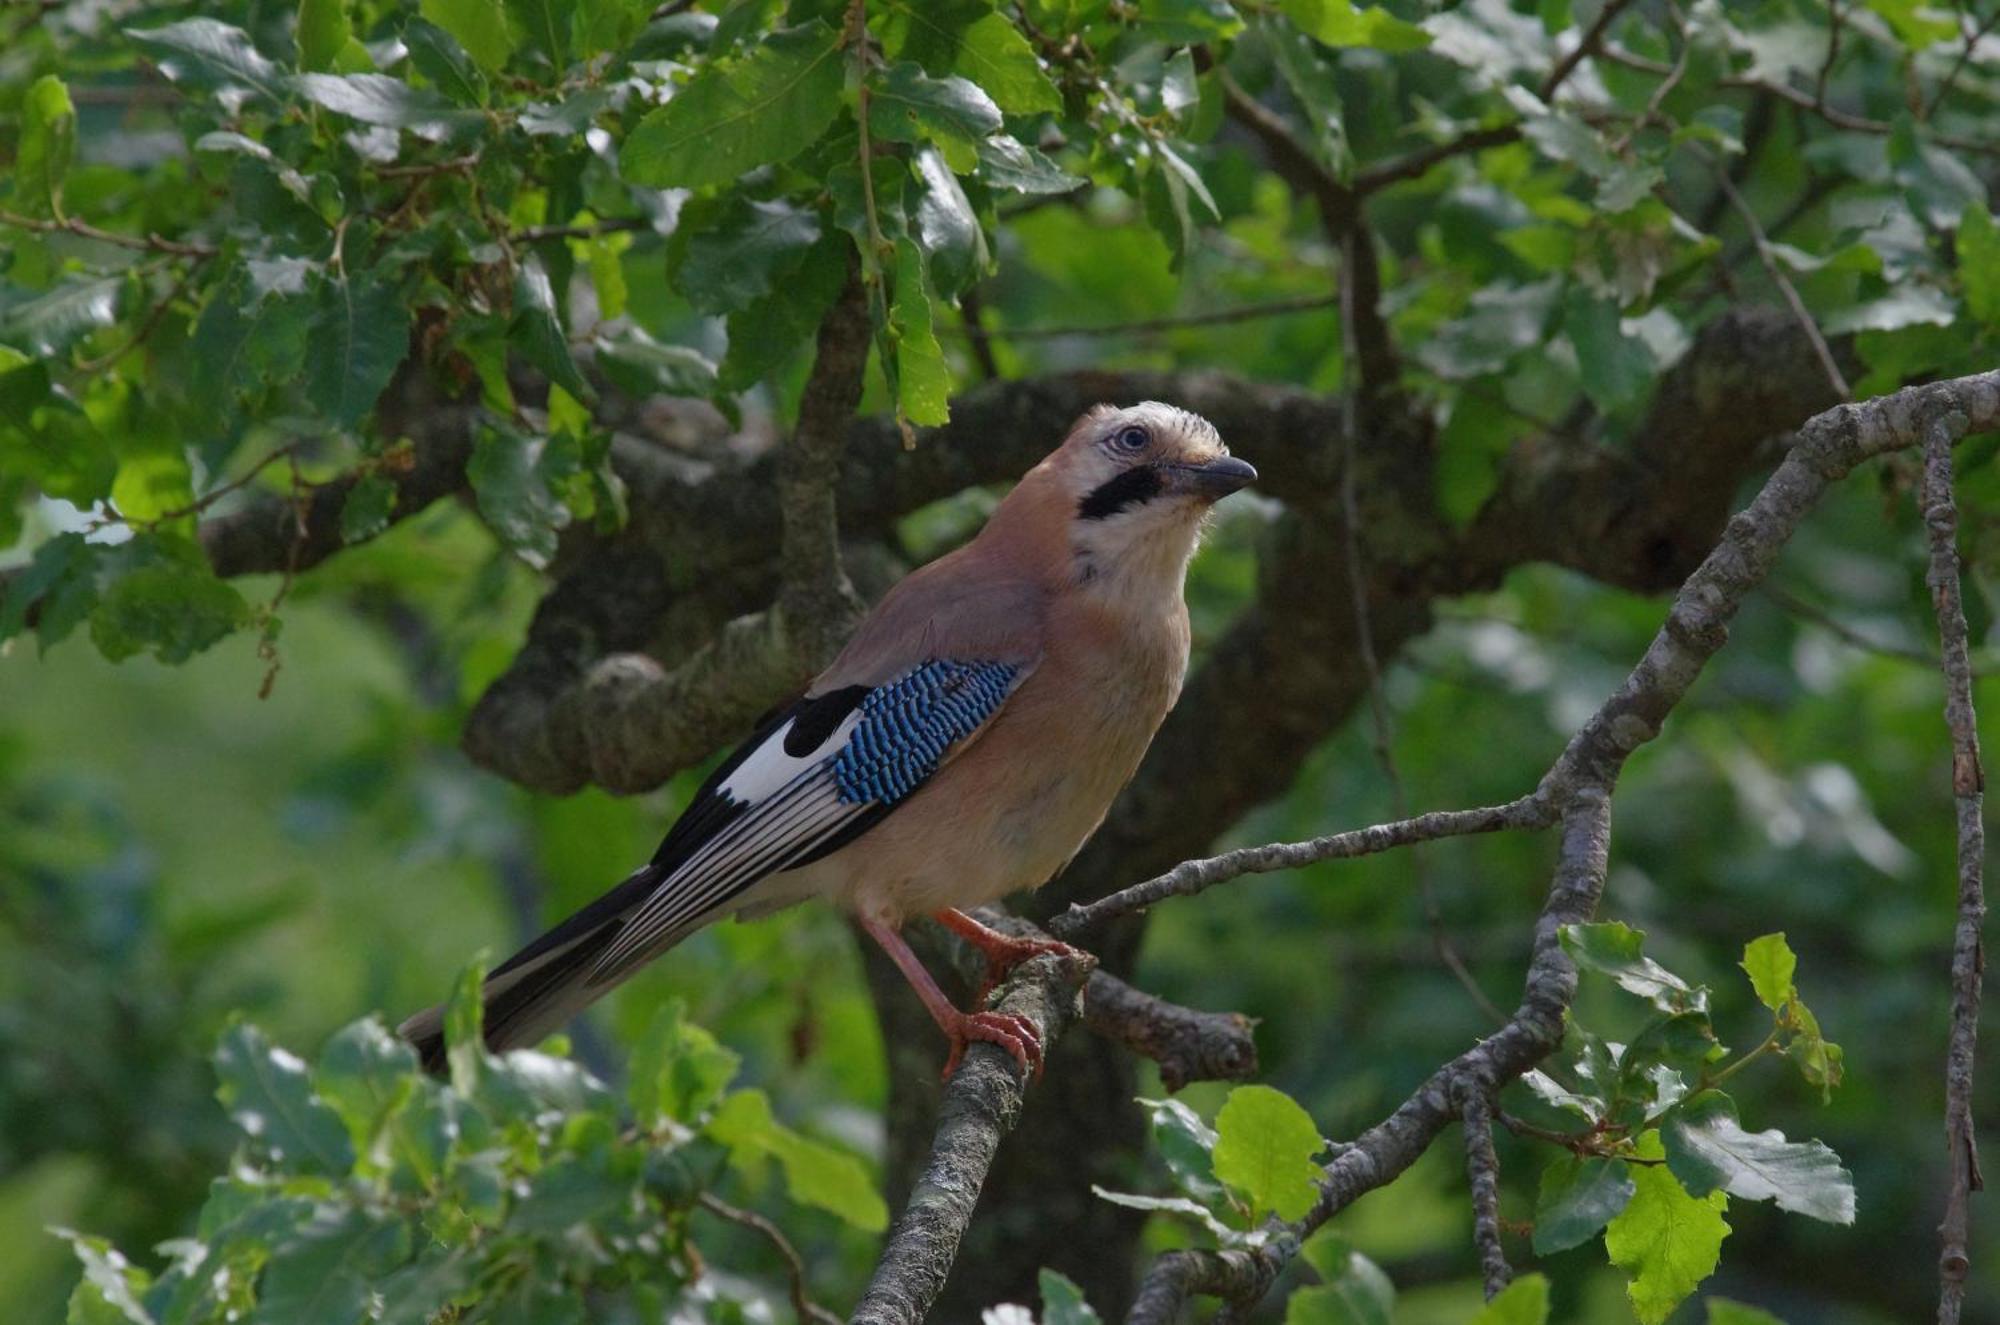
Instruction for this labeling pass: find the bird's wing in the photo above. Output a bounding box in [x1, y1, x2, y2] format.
[564, 565, 1047, 986]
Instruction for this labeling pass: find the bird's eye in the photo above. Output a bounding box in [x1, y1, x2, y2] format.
[1112, 425, 1149, 453]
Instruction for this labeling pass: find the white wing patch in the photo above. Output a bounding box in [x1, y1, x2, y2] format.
[718, 709, 864, 803]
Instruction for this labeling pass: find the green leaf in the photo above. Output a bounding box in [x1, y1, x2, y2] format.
[1211, 1083, 1322, 1221]
[1739, 933, 1797, 1011]
[719, 233, 849, 390]
[469, 424, 578, 569]
[1661, 1091, 1856, 1224]
[575, 0, 649, 57]
[1288, 1231, 1394, 1325]
[0, 277, 123, 359]
[214, 1021, 356, 1174]
[296, 0, 351, 71]
[597, 328, 721, 400]
[620, 21, 846, 188]
[251, 1205, 412, 1325]
[307, 271, 411, 428]
[15, 75, 76, 216]
[55, 1231, 153, 1325]
[1472, 1273, 1550, 1325]
[1416, 279, 1559, 379]
[1560, 921, 1704, 1013]
[1707, 1298, 1788, 1325]
[1265, 17, 1349, 176]
[889, 237, 951, 427]
[1961, 204, 2000, 328]
[1563, 287, 1654, 412]
[509, 254, 590, 400]
[1089, 1186, 1242, 1244]
[1533, 1155, 1635, 1254]
[420, 0, 514, 73]
[340, 472, 398, 543]
[127, 19, 287, 101]
[506, 0, 572, 68]
[0, 532, 101, 650]
[1604, 1132, 1730, 1325]
[1038, 1268, 1102, 1325]
[1519, 1068, 1603, 1122]
[1281, 0, 1430, 51]
[671, 197, 823, 314]
[90, 537, 251, 664]
[708, 1089, 889, 1230]
[1889, 114, 1984, 228]
[1138, 1096, 1225, 1203]
[293, 72, 481, 136]
[1822, 286, 1958, 336]
[442, 956, 488, 1094]
[955, 12, 1061, 113]
[404, 18, 489, 105]
[914, 146, 988, 296]
[313, 1017, 420, 1163]
[975, 134, 1085, 194]
[1785, 999, 1845, 1100]
[629, 999, 741, 1125]
[868, 63, 1003, 173]
[1143, 140, 1219, 265]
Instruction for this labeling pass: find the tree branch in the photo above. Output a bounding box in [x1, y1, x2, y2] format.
[1924, 412, 1987, 1325]
[1080, 971, 1259, 1092]
[1463, 1089, 1511, 1300]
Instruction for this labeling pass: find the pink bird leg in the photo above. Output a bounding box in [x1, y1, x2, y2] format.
[862, 917, 1045, 1080]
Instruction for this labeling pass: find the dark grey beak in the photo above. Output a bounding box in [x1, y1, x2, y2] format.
[1179, 454, 1257, 499]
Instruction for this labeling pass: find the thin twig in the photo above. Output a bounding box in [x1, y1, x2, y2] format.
[76, 256, 211, 373]
[0, 208, 218, 258]
[957, 285, 1000, 379]
[1052, 798, 1553, 938]
[1815, 0, 1844, 109]
[939, 292, 1339, 342]
[1711, 166, 1850, 401]
[1764, 582, 2000, 673]
[695, 1193, 843, 1325]
[1540, 0, 1640, 101]
[1922, 411, 1986, 1325]
[1463, 1090, 1511, 1300]
[1928, 5, 2000, 119]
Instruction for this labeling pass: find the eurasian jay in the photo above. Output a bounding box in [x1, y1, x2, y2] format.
[402, 402, 1255, 1078]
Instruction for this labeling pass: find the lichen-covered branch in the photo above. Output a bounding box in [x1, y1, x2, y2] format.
[1080, 971, 1259, 1092]
[1923, 414, 1987, 1325]
[1463, 1090, 1511, 1300]
[848, 943, 1088, 1325]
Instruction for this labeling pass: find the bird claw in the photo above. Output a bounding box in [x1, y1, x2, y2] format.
[941, 1008, 1044, 1082]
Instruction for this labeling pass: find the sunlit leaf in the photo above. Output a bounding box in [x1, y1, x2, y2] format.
[214, 1022, 356, 1174]
[1661, 1092, 1856, 1224]
[1604, 1132, 1730, 1325]
[1211, 1083, 1322, 1221]
[621, 21, 845, 188]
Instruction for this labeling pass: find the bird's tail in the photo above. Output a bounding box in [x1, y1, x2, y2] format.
[397, 863, 670, 1074]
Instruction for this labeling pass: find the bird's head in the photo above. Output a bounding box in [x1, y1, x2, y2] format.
[1044, 402, 1256, 587]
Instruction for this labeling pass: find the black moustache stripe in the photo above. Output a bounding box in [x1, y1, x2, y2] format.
[1078, 466, 1163, 520]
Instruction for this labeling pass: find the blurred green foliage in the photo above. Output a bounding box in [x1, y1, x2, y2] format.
[2, 0, 1998, 1320]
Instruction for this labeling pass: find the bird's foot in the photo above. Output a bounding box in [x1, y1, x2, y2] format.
[934, 908, 1094, 1002]
[940, 1006, 1044, 1081]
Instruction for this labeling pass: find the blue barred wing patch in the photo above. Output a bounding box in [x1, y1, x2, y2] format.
[831, 660, 1020, 805]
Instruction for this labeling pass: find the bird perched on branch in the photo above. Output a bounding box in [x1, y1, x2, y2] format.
[402, 403, 1255, 1079]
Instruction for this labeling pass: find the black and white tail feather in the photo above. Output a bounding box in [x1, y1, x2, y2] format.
[399, 658, 1028, 1072]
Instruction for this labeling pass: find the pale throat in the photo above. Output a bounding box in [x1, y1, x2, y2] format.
[1068, 509, 1206, 600]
